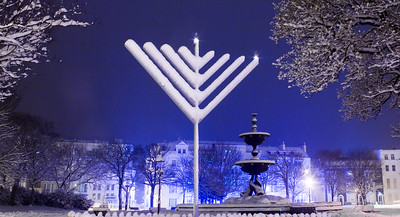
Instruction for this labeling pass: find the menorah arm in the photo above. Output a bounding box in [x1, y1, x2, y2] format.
[199, 56, 245, 104]
[160, 44, 198, 87]
[198, 54, 230, 87]
[125, 39, 200, 124]
[143, 42, 197, 106]
[200, 57, 259, 122]
[178, 46, 214, 70]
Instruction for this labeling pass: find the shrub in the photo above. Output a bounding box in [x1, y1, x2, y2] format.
[46, 190, 93, 210]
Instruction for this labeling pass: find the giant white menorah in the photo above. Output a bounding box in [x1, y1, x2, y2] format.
[124, 37, 258, 216]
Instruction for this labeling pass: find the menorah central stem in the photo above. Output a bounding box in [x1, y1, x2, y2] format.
[193, 122, 199, 217]
[193, 37, 200, 217]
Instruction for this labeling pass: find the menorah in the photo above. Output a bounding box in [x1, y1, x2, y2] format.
[124, 37, 259, 216]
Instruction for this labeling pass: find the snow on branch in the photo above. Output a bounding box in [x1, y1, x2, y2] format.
[0, 0, 90, 101]
[272, 0, 400, 124]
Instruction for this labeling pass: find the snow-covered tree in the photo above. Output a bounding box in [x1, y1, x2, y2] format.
[197, 144, 242, 203]
[346, 150, 382, 205]
[268, 152, 305, 201]
[136, 143, 170, 209]
[271, 0, 400, 133]
[96, 140, 142, 210]
[0, 0, 89, 101]
[49, 140, 103, 193]
[314, 150, 347, 202]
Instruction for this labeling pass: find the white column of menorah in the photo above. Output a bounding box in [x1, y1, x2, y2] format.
[125, 37, 258, 217]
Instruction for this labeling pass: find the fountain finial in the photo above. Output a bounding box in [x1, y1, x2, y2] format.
[251, 113, 257, 132]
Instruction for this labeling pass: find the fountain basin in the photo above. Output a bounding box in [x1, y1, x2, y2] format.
[235, 160, 275, 175]
[239, 132, 270, 146]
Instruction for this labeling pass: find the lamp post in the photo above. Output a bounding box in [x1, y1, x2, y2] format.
[305, 176, 314, 203]
[155, 155, 165, 214]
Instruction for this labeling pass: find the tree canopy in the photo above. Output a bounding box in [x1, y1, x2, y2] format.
[271, 0, 400, 133]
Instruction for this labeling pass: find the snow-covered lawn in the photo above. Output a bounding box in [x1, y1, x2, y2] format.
[0, 205, 82, 217]
[1, 205, 400, 217]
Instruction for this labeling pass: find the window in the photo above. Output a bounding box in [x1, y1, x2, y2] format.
[93, 184, 96, 191]
[183, 149, 186, 154]
[111, 185, 115, 190]
[169, 198, 177, 208]
[391, 154, 395, 160]
[107, 185, 110, 191]
[393, 165, 396, 171]
[385, 154, 389, 160]
[97, 193, 101, 200]
[178, 149, 181, 154]
[386, 165, 390, 171]
[387, 178, 391, 189]
[98, 185, 101, 190]
[79, 184, 87, 193]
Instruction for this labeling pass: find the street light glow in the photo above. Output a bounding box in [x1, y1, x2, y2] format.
[305, 176, 314, 188]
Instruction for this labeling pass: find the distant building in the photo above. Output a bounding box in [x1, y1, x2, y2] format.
[377, 149, 400, 204]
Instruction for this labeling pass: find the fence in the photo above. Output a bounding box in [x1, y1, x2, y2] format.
[67, 212, 332, 217]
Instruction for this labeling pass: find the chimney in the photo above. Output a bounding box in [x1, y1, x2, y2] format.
[280, 141, 286, 150]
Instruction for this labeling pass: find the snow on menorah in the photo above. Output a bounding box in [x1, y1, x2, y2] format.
[124, 38, 259, 124]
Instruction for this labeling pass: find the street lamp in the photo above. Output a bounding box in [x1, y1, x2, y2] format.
[155, 155, 165, 214]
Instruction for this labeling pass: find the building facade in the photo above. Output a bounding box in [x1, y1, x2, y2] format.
[377, 149, 400, 204]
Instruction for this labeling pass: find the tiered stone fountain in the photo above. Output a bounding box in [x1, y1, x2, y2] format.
[223, 113, 291, 212]
[176, 113, 342, 214]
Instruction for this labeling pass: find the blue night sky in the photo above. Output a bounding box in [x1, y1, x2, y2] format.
[16, 0, 399, 156]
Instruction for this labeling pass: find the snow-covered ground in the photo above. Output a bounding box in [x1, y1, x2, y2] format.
[0, 205, 81, 217]
[0, 205, 400, 217]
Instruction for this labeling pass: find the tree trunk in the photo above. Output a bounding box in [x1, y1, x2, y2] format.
[125, 189, 129, 210]
[30, 185, 35, 205]
[284, 179, 289, 199]
[150, 185, 155, 208]
[330, 185, 335, 202]
[9, 179, 20, 206]
[182, 188, 186, 204]
[118, 180, 123, 210]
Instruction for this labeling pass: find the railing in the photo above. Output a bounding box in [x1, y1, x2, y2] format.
[67, 211, 331, 217]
